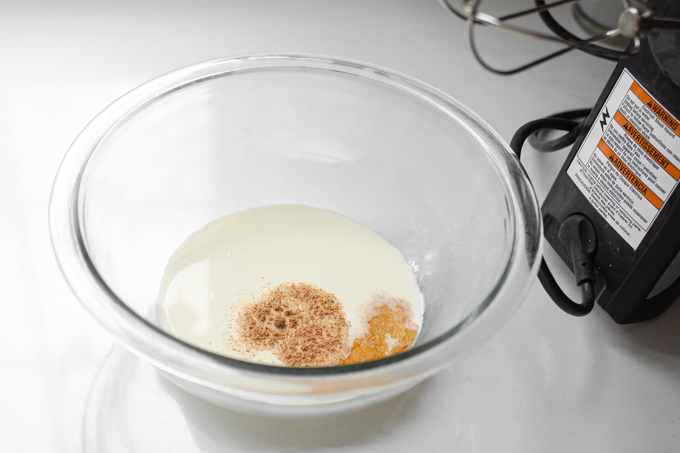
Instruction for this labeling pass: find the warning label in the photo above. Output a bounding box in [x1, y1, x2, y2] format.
[567, 69, 680, 250]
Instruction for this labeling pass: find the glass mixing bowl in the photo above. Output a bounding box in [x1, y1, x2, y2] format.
[49, 54, 542, 418]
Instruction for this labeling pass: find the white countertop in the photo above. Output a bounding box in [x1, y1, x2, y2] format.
[2, 1, 679, 451]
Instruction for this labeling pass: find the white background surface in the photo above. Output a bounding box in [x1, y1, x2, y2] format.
[2, 1, 679, 451]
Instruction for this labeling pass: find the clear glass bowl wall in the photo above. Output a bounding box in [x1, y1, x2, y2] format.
[51, 55, 541, 415]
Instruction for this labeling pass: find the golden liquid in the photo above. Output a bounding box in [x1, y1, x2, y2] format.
[341, 304, 417, 365]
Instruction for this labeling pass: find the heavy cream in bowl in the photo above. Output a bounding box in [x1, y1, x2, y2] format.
[158, 205, 424, 367]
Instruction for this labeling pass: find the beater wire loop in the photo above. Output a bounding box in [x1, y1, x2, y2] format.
[440, 0, 680, 75]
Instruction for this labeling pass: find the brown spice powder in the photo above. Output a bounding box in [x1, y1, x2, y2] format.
[238, 282, 350, 367]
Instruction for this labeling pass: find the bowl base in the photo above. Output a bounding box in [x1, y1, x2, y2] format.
[158, 370, 425, 419]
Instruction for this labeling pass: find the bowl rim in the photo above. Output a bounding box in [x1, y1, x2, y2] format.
[49, 53, 542, 384]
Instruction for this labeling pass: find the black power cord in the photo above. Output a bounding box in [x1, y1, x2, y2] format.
[515, 109, 680, 320]
[527, 108, 591, 151]
[511, 110, 598, 316]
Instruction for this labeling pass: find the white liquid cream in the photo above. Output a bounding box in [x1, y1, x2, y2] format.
[158, 205, 423, 366]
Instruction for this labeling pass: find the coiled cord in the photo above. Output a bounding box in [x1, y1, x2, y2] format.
[511, 110, 597, 316]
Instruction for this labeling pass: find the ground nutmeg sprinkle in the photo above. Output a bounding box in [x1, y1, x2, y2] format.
[237, 282, 350, 367]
